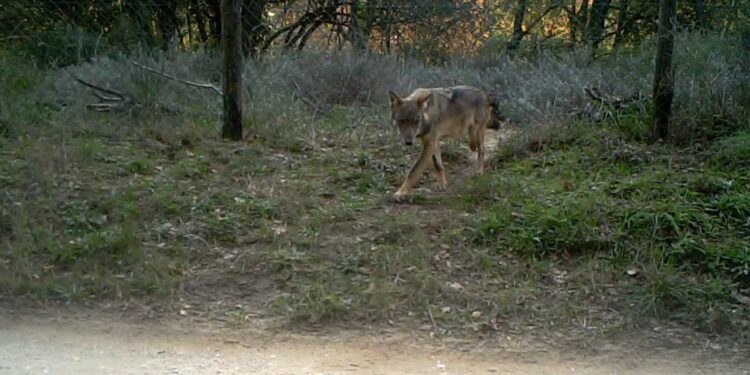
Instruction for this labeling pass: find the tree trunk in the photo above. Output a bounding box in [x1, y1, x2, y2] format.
[613, 0, 629, 48]
[348, 1, 370, 51]
[124, 1, 155, 46]
[186, 6, 193, 45]
[693, 0, 707, 30]
[586, 0, 612, 49]
[566, 0, 578, 46]
[242, 0, 267, 58]
[350, 0, 378, 51]
[507, 0, 527, 52]
[191, 0, 209, 43]
[156, 0, 180, 50]
[209, 0, 222, 44]
[221, 0, 243, 141]
[578, 0, 590, 44]
[651, 0, 676, 142]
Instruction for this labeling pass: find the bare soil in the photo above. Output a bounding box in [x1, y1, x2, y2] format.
[1, 309, 748, 375]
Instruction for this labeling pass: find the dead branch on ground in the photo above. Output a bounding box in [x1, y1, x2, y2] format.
[130, 61, 222, 96]
[584, 86, 643, 110]
[73, 75, 136, 113]
[573, 86, 647, 120]
[73, 75, 180, 115]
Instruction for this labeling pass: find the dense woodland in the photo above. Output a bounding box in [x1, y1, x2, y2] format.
[2, 0, 748, 63]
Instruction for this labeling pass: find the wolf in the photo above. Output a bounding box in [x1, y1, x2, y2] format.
[388, 85, 500, 198]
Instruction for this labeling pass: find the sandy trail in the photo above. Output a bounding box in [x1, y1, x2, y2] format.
[1, 315, 747, 375]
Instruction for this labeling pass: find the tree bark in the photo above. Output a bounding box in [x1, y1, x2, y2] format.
[124, 1, 155, 46]
[613, 0, 629, 48]
[242, 0, 267, 58]
[507, 0, 527, 52]
[586, 0, 612, 49]
[578, 0, 590, 44]
[209, 0, 222, 44]
[348, 0, 374, 51]
[651, 0, 676, 142]
[191, 0, 209, 43]
[566, 0, 578, 46]
[156, 0, 180, 50]
[221, 0, 243, 141]
[693, 0, 707, 30]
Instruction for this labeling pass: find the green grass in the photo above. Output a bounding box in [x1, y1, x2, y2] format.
[461, 124, 749, 330]
[1, 46, 749, 343]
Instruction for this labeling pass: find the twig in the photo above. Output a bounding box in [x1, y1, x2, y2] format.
[290, 79, 320, 111]
[130, 60, 223, 97]
[72, 75, 127, 100]
[425, 301, 437, 332]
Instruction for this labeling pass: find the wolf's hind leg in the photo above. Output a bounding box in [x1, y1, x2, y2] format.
[432, 145, 447, 189]
[472, 125, 485, 175]
[477, 135, 485, 174]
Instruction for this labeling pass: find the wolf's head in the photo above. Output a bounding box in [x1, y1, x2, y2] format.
[388, 91, 432, 146]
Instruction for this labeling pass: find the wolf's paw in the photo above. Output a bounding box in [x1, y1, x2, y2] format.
[393, 189, 410, 199]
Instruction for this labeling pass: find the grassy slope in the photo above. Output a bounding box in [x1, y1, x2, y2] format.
[1, 44, 749, 342]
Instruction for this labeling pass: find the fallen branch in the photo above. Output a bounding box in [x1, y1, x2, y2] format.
[130, 60, 222, 96]
[572, 86, 647, 121]
[73, 76, 128, 100]
[584, 86, 644, 110]
[73, 74, 179, 115]
[72, 75, 135, 113]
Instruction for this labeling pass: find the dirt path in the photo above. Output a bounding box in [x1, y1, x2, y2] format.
[1, 314, 747, 375]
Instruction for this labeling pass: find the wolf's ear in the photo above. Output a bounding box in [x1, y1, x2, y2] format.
[417, 93, 433, 110]
[388, 91, 402, 107]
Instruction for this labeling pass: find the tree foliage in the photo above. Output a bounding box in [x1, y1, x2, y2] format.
[1, 0, 748, 65]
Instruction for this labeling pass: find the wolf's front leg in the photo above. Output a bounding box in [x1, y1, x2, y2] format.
[394, 142, 435, 198]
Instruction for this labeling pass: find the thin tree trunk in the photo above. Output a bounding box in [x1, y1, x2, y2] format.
[221, 0, 243, 141]
[186, 7, 193, 46]
[156, 0, 179, 50]
[348, 0, 375, 51]
[209, 0, 222, 44]
[693, 0, 707, 31]
[191, 0, 209, 43]
[613, 0, 629, 48]
[586, 0, 612, 49]
[507, 0, 527, 52]
[578, 0, 590, 44]
[566, 0, 578, 46]
[125, 1, 155, 46]
[651, 0, 676, 142]
[242, 0, 266, 59]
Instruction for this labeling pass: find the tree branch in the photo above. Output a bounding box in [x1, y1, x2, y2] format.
[130, 60, 222, 96]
